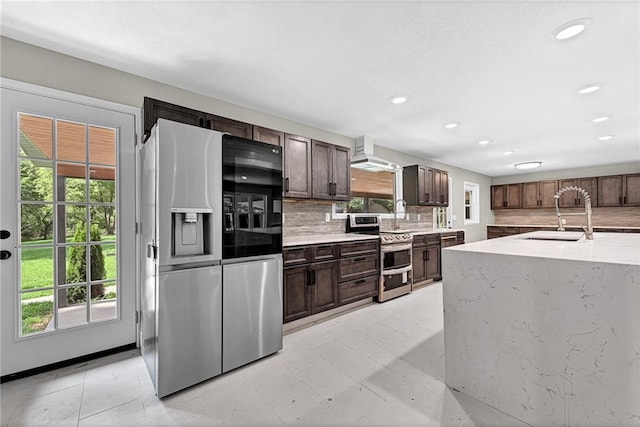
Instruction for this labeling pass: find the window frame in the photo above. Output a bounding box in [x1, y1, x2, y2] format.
[463, 181, 480, 225]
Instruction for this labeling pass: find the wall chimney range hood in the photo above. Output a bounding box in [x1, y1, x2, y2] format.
[351, 135, 400, 172]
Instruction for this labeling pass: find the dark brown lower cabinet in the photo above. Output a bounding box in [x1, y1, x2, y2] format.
[487, 225, 640, 239]
[283, 261, 338, 323]
[412, 234, 441, 287]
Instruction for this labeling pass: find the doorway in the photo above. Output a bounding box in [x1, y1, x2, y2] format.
[1, 81, 137, 376]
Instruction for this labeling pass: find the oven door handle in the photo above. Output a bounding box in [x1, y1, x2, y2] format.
[381, 243, 413, 253]
[383, 265, 413, 276]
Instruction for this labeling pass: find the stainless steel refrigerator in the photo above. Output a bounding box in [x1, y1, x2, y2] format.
[140, 119, 283, 398]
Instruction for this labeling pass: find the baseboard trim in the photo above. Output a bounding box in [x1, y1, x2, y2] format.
[1, 342, 137, 383]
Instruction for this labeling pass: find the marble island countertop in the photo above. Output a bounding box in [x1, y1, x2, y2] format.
[283, 228, 465, 247]
[445, 231, 640, 266]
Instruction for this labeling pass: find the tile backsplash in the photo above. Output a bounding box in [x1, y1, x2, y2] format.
[283, 199, 434, 237]
[492, 207, 640, 227]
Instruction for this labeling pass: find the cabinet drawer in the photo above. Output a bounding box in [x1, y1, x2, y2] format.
[283, 247, 311, 266]
[412, 235, 428, 247]
[310, 244, 337, 262]
[338, 255, 379, 283]
[339, 276, 378, 305]
[338, 240, 379, 257]
[426, 234, 440, 246]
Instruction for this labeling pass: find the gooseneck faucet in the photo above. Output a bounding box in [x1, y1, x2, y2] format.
[393, 199, 406, 230]
[554, 186, 593, 240]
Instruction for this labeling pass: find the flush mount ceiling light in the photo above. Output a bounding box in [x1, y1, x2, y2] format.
[514, 161, 543, 170]
[389, 95, 408, 104]
[555, 19, 589, 40]
[445, 122, 459, 129]
[598, 135, 615, 141]
[503, 151, 514, 155]
[592, 116, 610, 123]
[579, 85, 600, 94]
[477, 140, 490, 145]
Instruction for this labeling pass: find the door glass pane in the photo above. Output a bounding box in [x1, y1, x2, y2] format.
[90, 207, 116, 241]
[59, 205, 86, 243]
[58, 286, 87, 328]
[89, 167, 116, 203]
[20, 159, 53, 202]
[20, 203, 54, 243]
[57, 163, 86, 202]
[20, 247, 54, 291]
[90, 282, 116, 321]
[16, 113, 119, 337]
[59, 246, 87, 285]
[19, 114, 53, 159]
[21, 290, 54, 336]
[56, 120, 86, 163]
[89, 126, 115, 166]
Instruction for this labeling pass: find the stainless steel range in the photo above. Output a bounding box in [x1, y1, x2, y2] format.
[346, 215, 413, 302]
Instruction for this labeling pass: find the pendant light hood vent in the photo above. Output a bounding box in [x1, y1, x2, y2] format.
[351, 136, 400, 172]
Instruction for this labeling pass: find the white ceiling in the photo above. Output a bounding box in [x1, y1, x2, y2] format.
[1, 1, 638, 177]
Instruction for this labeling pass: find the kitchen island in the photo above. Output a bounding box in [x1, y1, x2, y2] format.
[442, 232, 640, 426]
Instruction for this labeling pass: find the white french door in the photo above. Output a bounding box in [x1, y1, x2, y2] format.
[1, 81, 137, 376]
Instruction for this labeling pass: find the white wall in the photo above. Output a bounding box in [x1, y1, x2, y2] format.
[1, 36, 493, 242]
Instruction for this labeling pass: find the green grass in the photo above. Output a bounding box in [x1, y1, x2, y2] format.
[21, 301, 53, 335]
[20, 236, 117, 300]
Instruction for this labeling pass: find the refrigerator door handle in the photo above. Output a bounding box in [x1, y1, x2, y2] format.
[147, 243, 158, 260]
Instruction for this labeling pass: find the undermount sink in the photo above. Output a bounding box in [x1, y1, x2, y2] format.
[520, 231, 585, 242]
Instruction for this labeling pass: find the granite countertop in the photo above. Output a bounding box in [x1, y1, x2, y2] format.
[444, 231, 640, 266]
[488, 224, 640, 230]
[283, 228, 465, 247]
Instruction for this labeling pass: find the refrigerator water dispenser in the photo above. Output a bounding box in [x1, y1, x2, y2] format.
[171, 209, 211, 257]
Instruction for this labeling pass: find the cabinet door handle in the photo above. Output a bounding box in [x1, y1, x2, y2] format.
[206, 119, 212, 129]
[624, 196, 627, 204]
[333, 183, 337, 196]
[354, 256, 367, 262]
[355, 279, 367, 284]
[423, 251, 428, 261]
[619, 196, 623, 205]
[328, 182, 332, 195]
[199, 118, 204, 127]
[285, 177, 290, 192]
[312, 270, 316, 285]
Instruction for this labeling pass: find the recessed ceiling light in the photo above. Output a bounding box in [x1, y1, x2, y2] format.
[514, 161, 543, 170]
[598, 135, 615, 141]
[390, 96, 408, 104]
[578, 85, 600, 94]
[445, 122, 459, 129]
[503, 151, 514, 155]
[592, 116, 610, 123]
[555, 20, 588, 40]
[477, 140, 490, 145]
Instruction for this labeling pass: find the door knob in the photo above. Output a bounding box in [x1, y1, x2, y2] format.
[0, 250, 11, 260]
[0, 230, 9, 239]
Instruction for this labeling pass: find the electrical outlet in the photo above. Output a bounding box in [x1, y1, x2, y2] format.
[325, 212, 331, 222]
[561, 218, 566, 225]
[417, 214, 421, 221]
[406, 214, 410, 220]
[282, 213, 285, 224]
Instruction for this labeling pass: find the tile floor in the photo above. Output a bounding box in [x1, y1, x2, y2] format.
[1, 282, 530, 426]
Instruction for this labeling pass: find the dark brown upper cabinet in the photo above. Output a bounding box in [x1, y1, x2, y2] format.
[284, 134, 312, 198]
[434, 169, 449, 207]
[403, 165, 448, 206]
[142, 97, 205, 141]
[558, 178, 598, 208]
[490, 184, 522, 210]
[522, 180, 558, 209]
[311, 140, 351, 201]
[253, 126, 285, 146]
[204, 114, 253, 139]
[598, 174, 640, 207]
[142, 97, 253, 141]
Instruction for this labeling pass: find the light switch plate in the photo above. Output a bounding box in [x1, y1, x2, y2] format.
[325, 212, 331, 222]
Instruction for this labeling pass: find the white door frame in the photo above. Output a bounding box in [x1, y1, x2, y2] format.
[0, 78, 141, 376]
